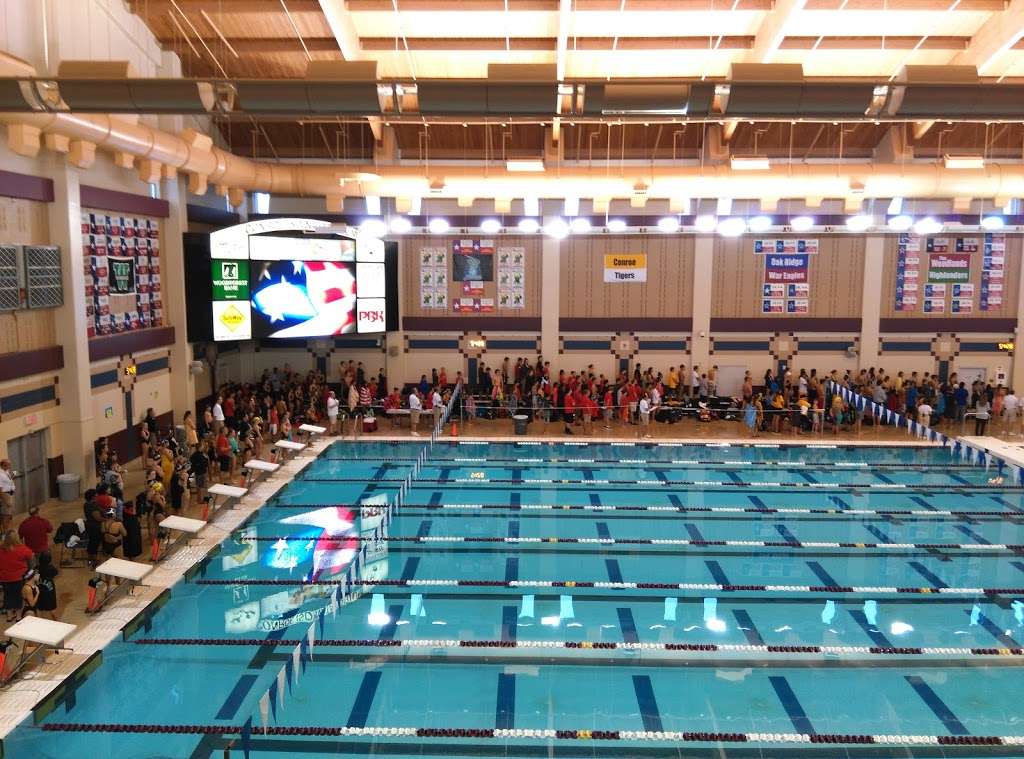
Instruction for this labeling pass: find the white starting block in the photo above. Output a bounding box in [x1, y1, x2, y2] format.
[273, 439, 306, 463]
[243, 458, 280, 487]
[206, 483, 248, 518]
[298, 423, 326, 442]
[2, 617, 77, 683]
[158, 515, 207, 559]
[91, 558, 153, 613]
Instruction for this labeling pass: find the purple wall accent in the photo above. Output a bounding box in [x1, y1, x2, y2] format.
[80, 185, 170, 218]
[879, 318, 1017, 333]
[559, 317, 693, 332]
[403, 317, 542, 331]
[710, 317, 862, 332]
[0, 346, 63, 382]
[0, 170, 54, 203]
[88, 326, 175, 363]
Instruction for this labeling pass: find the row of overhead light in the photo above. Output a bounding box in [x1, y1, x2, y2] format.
[358, 213, 1008, 239]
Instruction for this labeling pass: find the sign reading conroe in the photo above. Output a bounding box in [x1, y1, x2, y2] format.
[604, 253, 647, 282]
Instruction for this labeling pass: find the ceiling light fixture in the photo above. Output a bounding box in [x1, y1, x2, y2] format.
[980, 215, 1004, 230]
[427, 218, 450, 235]
[544, 218, 570, 239]
[507, 159, 545, 172]
[409, 196, 422, 216]
[887, 197, 903, 215]
[845, 214, 873, 232]
[716, 198, 733, 216]
[564, 196, 580, 217]
[694, 215, 717, 233]
[717, 217, 747, 237]
[748, 215, 773, 233]
[913, 216, 943, 235]
[524, 196, 540, 217]
[518, 218, 540, 233]
[887, 214, 914, 231]
[388, 216, 412, 234]
[359, 218, 387, 237]
[943, 155, 985, 170]
[569, 217, 591, 234]
[730, 156, 770, 171]
[790, 215, 814, 232]
[606, 219, 627, 232]
[657, 216, 681, 233]
[364, 195, 381, 216]
[480, 218, 502, 234]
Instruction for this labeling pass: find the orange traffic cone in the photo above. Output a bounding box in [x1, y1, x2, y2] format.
[450, 420, 458, 437]
[86, 585, 97, 613]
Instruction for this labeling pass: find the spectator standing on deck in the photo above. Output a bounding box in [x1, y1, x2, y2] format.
[0, 531, 33, 622]
[974, 396, 991, 435]
[326, 390, 340, 435]
[409, 388, 423, 436]
[17, 507, 51, 556]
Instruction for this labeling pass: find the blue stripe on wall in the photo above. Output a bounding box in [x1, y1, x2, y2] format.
[562, 340, 610, 351]
[408, 339, 460, 350]
[487, 340, 537, 350]
[335, 338, 380, 348]
[1, 384, 56, 414]
[881, 341, 932, 352]
[958, 343, 1004, 353]
[136, 356, 169, 376]
[638, 340, 687, 351]
[798, 341, 853, 351]
[90, 369, 118, 388]
[713, 341, 770, 351]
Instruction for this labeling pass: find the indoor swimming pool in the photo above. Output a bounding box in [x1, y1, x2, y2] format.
[9, 440, 1024, 758]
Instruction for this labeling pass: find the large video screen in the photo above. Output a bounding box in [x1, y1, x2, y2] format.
[185, 220, 398, 342]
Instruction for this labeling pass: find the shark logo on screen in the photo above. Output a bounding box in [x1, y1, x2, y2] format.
[251, 260, 357, 338]
[264, 506, 359, 581]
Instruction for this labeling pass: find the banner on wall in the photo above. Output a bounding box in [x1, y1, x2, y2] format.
[757, 241, 816, 313]
[894, 233, 919, 311]
[603, 254, 647, 283]
[980, 233, 1005, 311]
[928, 253, 971, 283]
[419, 247, 448, 309]
[108, 257, 136, 294]
[452, 297, 495, 313]
[497, 247, 526, 309]
[753, 239, 819, 254]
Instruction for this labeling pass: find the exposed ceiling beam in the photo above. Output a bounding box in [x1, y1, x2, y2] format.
[746, 0, 808, 63]
[319, 0, 364, 61]
[556, 0, 571, 80]
[950, 0, 1024, 73]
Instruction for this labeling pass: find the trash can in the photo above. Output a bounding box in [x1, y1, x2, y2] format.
[57, 472, 80, 502]
[513, 414, 529, 435]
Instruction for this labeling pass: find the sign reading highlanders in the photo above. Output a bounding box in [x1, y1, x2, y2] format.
[755, 239, 817, 314]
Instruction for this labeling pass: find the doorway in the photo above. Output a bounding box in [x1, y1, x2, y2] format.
[956, 367, 987, 388]
[714, 366, 749, 398]
[7, 429, 49, 515]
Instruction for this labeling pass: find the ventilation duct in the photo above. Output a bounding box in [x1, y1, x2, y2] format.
[583, 83, 713, 116]
[724, 63, 875, 118]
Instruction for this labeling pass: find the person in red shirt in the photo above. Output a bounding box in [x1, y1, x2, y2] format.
[563, 386, 576, 435]
[17, 507, 52, 555]
[0, 530, 34, 621]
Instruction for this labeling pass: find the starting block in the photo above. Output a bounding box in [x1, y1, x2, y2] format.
[2, 617, 77, 683]
[89, 558, 152, 613]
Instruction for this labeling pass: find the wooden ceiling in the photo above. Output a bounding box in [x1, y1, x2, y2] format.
[128, 0, 1024, 162]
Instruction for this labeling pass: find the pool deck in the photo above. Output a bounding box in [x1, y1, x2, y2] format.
[0, 420, 1010, 744]
[0, 437, 331, 741]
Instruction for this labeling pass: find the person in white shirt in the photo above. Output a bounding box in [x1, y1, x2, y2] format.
[326, 391, 340, 435]
[690, 367, 700, 398]
[638, 394, 652, 438]
[0, 460, 14, 529]
[212, 396, 225, 434]
[431, 387, 444, 427]
[1003, 390, 1019, 435]
[916, 399, 932, 428]
[408, 390, 423, 436]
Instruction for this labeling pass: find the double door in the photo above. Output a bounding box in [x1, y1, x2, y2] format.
[7, 429, 49, 514]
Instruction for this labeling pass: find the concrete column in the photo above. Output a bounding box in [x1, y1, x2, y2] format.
[1011, 242, 1024, 392]
[860, 236, 885, 370]
[46, 157, 94, 481]
[161, 175, 197, 416]
[689, 235, 713, 370]
[540, 235, 561, 369]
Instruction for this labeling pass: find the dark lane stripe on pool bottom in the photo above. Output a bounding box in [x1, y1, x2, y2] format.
[590, 493, 602, 507]
[581, 467, 595, 481]
[955, 525, 991, 544]
[965, 609, 1021, 648]
[1014, 561, 1024, 574]
[748, 495, 769, 511]
[605, 559, 624, 583]
[768, 676, 816, 735]
[829, 495, 850, 510]
[377, 605, 404, 640]
[775, 524, 800, 544]
[905, 675, 970, 735]
[617, 607, 639, 644]
[399, 558, 420, 581]
[507, 520, 519, 538]
[795, 471, 818, 484]
[347, 671, 383, 728]
[705, 560, 730, 586]
[214, 675, 258, 720]
[596, 522, 612, 540]
[428, 492, 443, 507]
[864, 525, 894, 543]
[874, 472, 895, 485]
[501, 606, 517, 643]
[911, 496, 937, 511]
[992, 495, 1024, 512]
[848, 609, 894, 648]
[724, 470, 743, 484]
[505, 558, 519, 583]
[632, 675, 664, 733]
[907, 561, 949, 589]
[416, 520, 433, 538]
[510, 492, 521, 509]
[806, 561, 840, 588]
[496, 673, 515, 729]
[949, 473, 973, 486]
[732, 609, 765, 646]
[684, 523, 705, 542]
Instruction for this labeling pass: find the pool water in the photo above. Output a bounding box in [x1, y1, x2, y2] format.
[8, 440, 1024, 758]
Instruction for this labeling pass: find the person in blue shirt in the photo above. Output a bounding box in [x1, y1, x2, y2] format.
[954, 382, 969, 421]
[904, 383, 918, 418]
